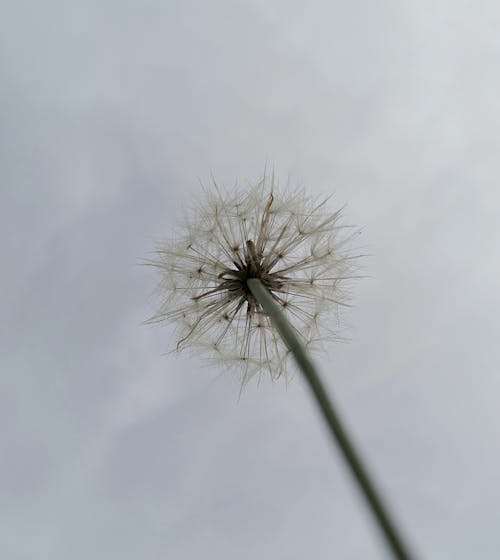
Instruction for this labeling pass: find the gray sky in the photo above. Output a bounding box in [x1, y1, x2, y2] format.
[2, 1, 500, 558]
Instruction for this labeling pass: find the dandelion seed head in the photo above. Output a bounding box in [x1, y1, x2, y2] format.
[149, 173, 360, 384]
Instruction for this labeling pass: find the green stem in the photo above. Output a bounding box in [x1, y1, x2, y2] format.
[247, 278, 414, 560]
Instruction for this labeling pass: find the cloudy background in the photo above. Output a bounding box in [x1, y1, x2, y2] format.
[2, 1, 500, 558]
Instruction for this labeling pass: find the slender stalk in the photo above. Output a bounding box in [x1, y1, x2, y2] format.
[247, 278, 414, 560]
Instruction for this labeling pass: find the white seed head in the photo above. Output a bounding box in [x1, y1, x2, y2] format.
[148, 174, 361, 384]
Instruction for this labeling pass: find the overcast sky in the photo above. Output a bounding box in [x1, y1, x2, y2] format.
[2, 1, 500, 558]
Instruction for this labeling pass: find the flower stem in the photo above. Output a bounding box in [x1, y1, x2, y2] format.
[247, 278, 414, 560]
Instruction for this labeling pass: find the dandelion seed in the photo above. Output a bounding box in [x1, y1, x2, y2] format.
[148, 173, 360, 384]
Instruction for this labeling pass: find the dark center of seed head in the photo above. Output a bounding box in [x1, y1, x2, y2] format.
[217, 239, 278, 302]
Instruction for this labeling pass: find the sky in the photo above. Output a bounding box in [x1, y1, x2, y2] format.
[2, 1, 500, 558]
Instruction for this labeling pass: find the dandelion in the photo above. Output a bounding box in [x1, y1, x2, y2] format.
[147, 172, 414, 560]
[148, 173, 359, 384]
